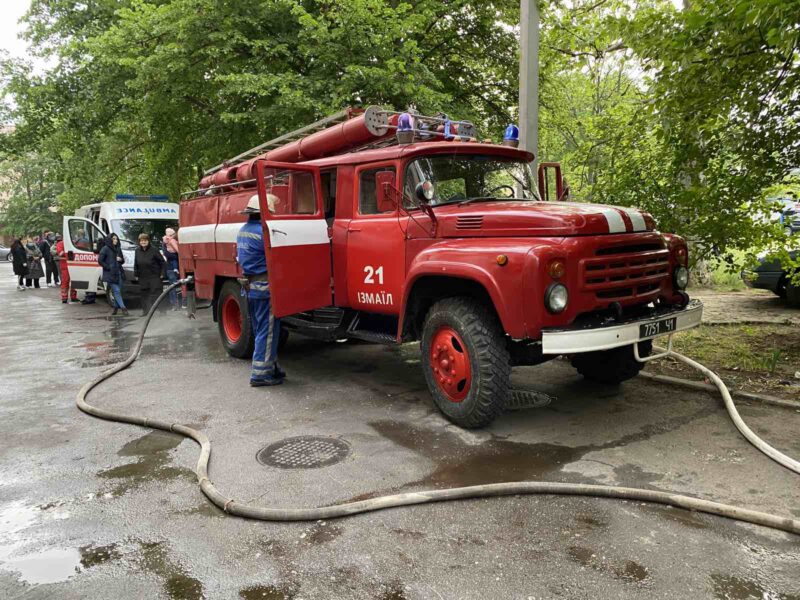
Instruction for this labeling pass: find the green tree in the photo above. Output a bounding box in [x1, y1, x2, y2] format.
[0, 152, 63, 238]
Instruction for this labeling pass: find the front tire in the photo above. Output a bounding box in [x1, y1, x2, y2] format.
[217, 280, 254, 358]
[571, 340, 652, 384]
[421, 297, 511, 428]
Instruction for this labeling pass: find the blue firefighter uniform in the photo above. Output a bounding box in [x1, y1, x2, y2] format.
[236, 216, 284, 386]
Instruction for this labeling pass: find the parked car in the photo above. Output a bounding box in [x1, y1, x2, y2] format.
[770, 197, 800, 236]
[0, 245, 11, 262]
[742, 250, 799, 307]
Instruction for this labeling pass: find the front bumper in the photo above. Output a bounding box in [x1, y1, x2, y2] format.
[541, 299, 703, 355]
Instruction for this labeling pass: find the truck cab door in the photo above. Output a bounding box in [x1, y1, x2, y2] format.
[255, 160, 332, 317]
[62, 216, 105, 294]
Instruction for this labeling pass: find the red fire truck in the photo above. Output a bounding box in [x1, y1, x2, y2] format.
[179, 106, 702, 427]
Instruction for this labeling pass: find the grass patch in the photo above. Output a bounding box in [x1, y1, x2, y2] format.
[647, 323, 800, 400]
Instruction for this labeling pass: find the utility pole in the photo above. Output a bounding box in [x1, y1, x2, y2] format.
[519, 0, 539, 165]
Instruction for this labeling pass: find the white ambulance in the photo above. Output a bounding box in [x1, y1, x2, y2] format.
[62, 195, 180, 297]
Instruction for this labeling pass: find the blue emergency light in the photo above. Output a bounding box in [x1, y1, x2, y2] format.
[114, 194, 170, 202]
[398, 113, 414, 131]
[504, 124, 520, 142]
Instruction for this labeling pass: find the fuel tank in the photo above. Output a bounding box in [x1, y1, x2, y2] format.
[432, 201, 654, 238]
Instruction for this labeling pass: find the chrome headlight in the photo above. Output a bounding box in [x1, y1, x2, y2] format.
[545, 283, 569, 314]
[674, 265, 689, 290]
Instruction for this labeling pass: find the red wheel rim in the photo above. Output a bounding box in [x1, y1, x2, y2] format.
[222, 295, 242, 343]
[429, 326, 472, 402]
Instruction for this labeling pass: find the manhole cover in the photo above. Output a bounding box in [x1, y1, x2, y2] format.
[257, 436, 351, 469]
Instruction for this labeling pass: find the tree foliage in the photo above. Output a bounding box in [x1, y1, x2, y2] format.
[0, 152, 63, 237]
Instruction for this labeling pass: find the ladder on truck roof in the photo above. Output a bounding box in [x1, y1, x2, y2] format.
[203, 107, 477, 177]
[204, 108, 359, 176]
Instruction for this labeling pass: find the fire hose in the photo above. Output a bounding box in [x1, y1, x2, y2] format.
[76, 279, 800, 534]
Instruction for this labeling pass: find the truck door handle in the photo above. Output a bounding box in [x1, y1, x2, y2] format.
[349, 227, 362, 233]
[270, 228, 287, 236]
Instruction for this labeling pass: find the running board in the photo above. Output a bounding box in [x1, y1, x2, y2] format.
[346, 329, 398, 345]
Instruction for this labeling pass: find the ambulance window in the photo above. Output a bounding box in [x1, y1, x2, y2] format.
[69, 220, 101, 251]
[100, 219, 110, 234]
[359, 167, 396, 215]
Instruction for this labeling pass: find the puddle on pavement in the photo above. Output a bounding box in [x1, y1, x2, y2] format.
[367, 420, 583, 492]
[567, 545, 650, 584]
[139, 541, 204, 600]
[363, 403, 719, 498]
[239, 584, 297, 599]
[98, 430, 195, 497]
[69, 320, 227, 369]
[0, 536, 121, 586]
[3, 547, 82, 584]
[711, 573, 800, 600]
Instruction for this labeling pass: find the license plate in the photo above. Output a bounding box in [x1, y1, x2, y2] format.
[639, 317, 677, 339]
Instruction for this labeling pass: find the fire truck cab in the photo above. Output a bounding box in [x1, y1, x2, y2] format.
[179, 107, 702, 428]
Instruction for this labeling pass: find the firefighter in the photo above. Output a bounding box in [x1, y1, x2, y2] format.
[237, 193, 285, 387]
[54, 234, 78, 303]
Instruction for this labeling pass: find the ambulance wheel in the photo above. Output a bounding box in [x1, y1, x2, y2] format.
[217, 280, 254, 359]
[421, 297, 511, 429]
[570, 340, 652, 384]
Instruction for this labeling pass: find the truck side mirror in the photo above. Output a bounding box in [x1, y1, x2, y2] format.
[537, 162, 565, 202]
[376, 171, 397, 213]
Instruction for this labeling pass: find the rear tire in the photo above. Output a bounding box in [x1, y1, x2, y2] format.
[421, 297, 511, 428]
[217, 280, 254, 359]
[571, 340, 652, 385]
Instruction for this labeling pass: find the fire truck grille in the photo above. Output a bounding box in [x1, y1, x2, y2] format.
[257, 436, 351, 469]
[582, 245, 670, 302]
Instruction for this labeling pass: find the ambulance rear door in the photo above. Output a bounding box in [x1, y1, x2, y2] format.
[255, 160, 331, 317]
[62, 216, 105, 294]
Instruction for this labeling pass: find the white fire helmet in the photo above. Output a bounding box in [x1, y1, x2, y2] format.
[240, 194, 279, 214]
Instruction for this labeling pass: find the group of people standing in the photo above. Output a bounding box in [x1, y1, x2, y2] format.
[10, 227, 182, 317]
[10, 232, 61, 291]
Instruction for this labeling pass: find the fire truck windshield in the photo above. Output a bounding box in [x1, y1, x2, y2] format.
[404, 154, 540, 207]
[112, 219, 179, 250]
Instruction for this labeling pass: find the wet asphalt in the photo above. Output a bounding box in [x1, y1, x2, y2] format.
[0, 261, 798, 600]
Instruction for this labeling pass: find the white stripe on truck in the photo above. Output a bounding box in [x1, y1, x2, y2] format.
[267, 219, 329, 248]
[622, 208, 646, 232]
[599, 208, 626, 233]
[215, 222, 244, 244]
[177, 224, 215, 244]
[177, 220, 328, 248]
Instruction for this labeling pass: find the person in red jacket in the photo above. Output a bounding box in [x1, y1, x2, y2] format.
[54, 234, 78, 303]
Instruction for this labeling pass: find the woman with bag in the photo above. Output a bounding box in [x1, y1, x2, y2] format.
[98, 233, 128, 316]
[25, 242, 45, 289]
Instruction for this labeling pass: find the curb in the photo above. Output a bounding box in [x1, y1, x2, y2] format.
[639, 371, 800, 410]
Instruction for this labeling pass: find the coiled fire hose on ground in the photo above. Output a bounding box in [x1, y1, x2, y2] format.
[76, 279, 800, 534]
